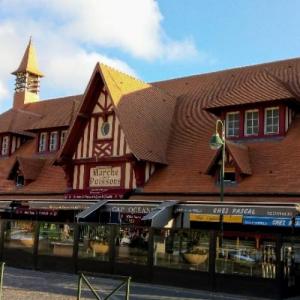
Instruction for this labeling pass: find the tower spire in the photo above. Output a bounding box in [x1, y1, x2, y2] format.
[12, 38, 43, 108]
[12, 37, 43, 77]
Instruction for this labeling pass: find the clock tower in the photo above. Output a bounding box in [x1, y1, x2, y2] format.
[12, 38, 44, 108]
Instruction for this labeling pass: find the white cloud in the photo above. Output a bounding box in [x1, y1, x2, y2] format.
[0, 0, 201, 110]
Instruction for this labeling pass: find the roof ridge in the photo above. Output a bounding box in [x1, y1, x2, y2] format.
[99, 62, 148, 86]
[264, 69, 300, 101]
[152, 56, 300, 85]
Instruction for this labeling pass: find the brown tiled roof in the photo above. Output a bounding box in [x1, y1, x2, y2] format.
[0, 95, 82, 134]
[227, 142, 252, 175]
[0, 137, 67, 194]
[141, 57, 300, 194]
[204, 69, 296, 111]
[9, 156, 46, 181]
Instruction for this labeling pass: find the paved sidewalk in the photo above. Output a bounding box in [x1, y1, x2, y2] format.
[0, 267, 278, 300]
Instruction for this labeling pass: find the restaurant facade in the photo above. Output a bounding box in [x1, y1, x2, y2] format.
[0, 39, 300, 298]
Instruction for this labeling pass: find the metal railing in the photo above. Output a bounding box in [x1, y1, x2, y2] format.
[77, 272, 131, 300]
[0, 262, 5, 300]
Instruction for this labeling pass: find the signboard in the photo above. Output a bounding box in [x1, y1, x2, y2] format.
[294, 217, 300, 227]
[89, 166, 121, 188]
[223, 215, 243, 223]
[176, 204, 296, 217]
[65, 188, 129, 200]
[190, 214, 243, 223]
[190, 214, 220, 222]
[243, 216, 292, 227]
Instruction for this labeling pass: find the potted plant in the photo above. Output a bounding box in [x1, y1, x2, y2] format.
[183, 231, 209, 265]
[89, 226, 109, 255]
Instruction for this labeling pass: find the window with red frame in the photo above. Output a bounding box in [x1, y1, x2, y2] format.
[226, 112, 240, 137]
[265, 107, 279, 134]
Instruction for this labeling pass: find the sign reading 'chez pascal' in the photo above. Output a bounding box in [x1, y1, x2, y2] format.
[89, 166, 121, 187]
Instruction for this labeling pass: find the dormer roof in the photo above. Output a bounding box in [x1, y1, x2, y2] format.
[205, 142, 252, 176]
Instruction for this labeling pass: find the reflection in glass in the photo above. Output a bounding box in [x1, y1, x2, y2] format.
[38, 223, 74, 257]
[78, 225, 110, 261]
[154, 229, 209, 272]
[4, 221, 35, 252]
[116, 227, 149, 265]
[215, 234, 276, 278]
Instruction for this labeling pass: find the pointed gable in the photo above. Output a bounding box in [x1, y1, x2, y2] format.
[8, 156, 46, 181]
[59, 63, 177, 164]
[206, 141, 252, 176]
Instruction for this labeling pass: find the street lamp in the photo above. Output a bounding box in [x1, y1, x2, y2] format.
[209, 119, 225, 242]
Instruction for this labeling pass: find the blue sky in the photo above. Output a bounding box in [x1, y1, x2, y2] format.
[0, 0, 300, 112]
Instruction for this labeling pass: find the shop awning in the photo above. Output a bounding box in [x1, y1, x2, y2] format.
[76, 200, 109, 221]
[142, 200, 178, 227]
[176, 203, 298, 217]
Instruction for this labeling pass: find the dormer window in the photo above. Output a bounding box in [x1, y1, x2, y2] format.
[265, 107, 279, 134]
[39, 132, 47, 152]
[49, 131, 58, 152]
[60, 130, 67, 146]
[1, 136, 9, 156]
[245, 110, 259, 136]
[16, 175, 24, 187]
[226, 112, 240, 137]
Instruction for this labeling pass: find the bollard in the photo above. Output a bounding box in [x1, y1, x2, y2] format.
[77, 273, 82, 300]
[125, 277, 131, 300]
[0, 262, 5, 300]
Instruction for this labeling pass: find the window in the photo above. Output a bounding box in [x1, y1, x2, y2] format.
[39, 132, 47, 152]
[265, 107, 279, 134]
[60, 130, 67, 147]
[1, 136, 9, 156]
[245, 110, 259, 136]
[49, 132, 58, 152]
[224, 171, 236, 183]
[226, 112, 240, 137]
[16, 175, 24, 187]
[101, 122, 110, 136]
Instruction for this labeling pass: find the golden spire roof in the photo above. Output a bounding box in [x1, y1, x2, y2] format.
[12, 37, 44, 77]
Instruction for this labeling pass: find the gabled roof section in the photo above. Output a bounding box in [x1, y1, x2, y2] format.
[205, 142, 252, 176]
[59, 63, 177, 164]
[205, 69, 296, 112]
[26, 95, 82, 130]
[0, 95, 82, 134]
[99, 63, 177, 163]
[8, 156, 46, 181]
[12, 38, 44, 77]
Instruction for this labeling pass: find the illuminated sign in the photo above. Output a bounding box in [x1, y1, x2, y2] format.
[89, 166, 121, 187]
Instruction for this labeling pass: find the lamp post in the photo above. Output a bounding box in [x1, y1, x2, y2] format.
[209, 119, 225, 240]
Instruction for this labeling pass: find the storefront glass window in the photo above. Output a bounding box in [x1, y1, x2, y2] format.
[78, 224, 110, 261]
[115, 226, 149, 265]
[38, 223, 74, 257]
[153, 229, 210, 272]
[281, 238, 300, 288]
[215, 233, 276, 278]
[4, 220, 35, 253]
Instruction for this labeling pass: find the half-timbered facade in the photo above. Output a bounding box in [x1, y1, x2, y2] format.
[2, 39, 300, 298]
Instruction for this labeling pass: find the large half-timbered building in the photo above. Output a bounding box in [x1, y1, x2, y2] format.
[1, 39, 300, 298]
